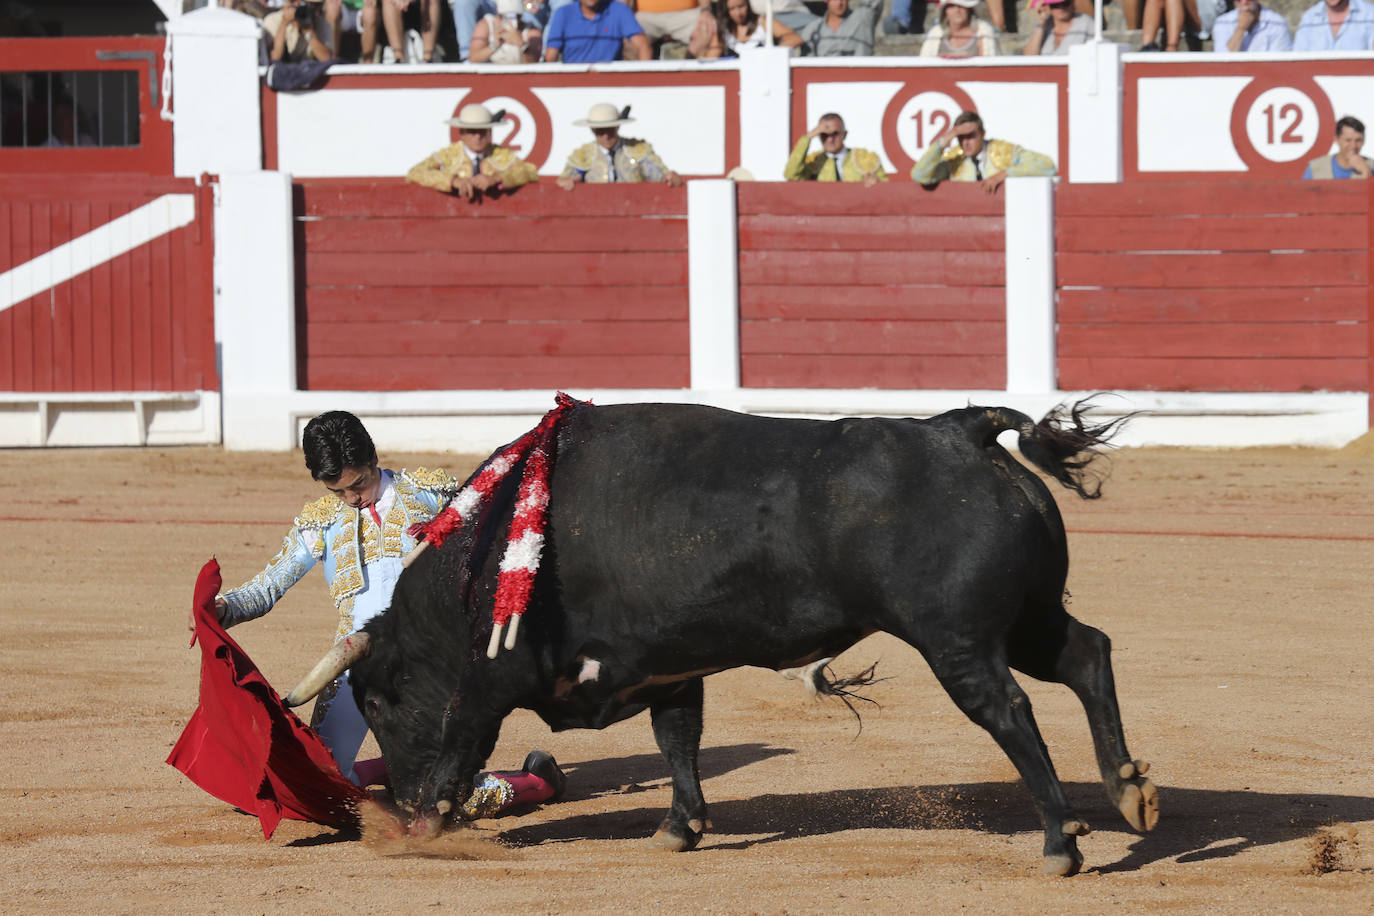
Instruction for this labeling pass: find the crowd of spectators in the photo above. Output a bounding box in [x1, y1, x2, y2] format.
[228, 0, 1374, 61]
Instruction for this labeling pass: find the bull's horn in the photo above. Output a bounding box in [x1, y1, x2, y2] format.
[283, 632, 372, 707]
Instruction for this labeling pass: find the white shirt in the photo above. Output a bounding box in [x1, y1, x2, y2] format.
[1211, 6, 1293, 51]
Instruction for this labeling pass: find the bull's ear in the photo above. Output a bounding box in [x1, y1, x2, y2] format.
[283, 632, 372, 707]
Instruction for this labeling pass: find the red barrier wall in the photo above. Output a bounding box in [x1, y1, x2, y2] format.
[736, 183, 1006, 390]
[1056, 181, 1370, 393]
[0, 175, 216, 393]
[295, 180, 690, 390]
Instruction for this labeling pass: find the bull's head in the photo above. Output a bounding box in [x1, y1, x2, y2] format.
[286, 553, 489, 835]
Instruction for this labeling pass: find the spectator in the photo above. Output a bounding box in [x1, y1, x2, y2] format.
[881, 0, 925, 34]
[1211, 0, 1293, 50]
[1293, 0, 1374, 50]
[556, 103, 684, 188]
[317, 0, 381, 60]
[405, 103, 539, 199]
[633, 0, 707, 55]
[751, 0, 819, 31]
[454, 0, 563, 60]
[1138, 0, 1226, 49]
[262, 0, 333, 61]
[1303, 116, 1372, 180]
[470, 0, 544, 60]
[544, 0, 653, 60]
[1023, 0, 1092, 53]
[910, 109, 1055, 194]
[689, 0, 803, 57]
[784, 112, 887, 185]
[797, 0, 883, 56]
[379, 0, 441, 61]
[920, 0, 1002, 56]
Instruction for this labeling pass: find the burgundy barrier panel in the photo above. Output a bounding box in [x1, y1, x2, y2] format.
[295, 180, 690, 390]
[736, 183, 1006, 390]
[0, 175, 216, 393]
[1056, 180, 1370, 394]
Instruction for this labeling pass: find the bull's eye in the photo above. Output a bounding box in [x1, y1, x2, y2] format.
[364, 696, 382, 719]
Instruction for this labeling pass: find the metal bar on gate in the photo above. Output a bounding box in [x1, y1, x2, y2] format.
[96, 49, 158, 108]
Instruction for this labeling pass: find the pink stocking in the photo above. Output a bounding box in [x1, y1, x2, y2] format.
[352, 756, 390, 788]
[492, 769, 555, 808]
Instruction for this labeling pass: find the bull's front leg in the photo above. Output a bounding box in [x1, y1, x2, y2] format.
[410, 691, 505, 838]
[649, 677, 709, 851]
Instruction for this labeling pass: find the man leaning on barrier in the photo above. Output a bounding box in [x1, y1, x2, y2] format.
[405, 104, 539, 200]
[556, 103, 684, 189]
[910, 110, 1055, 195]
[784, 112, 887, 186]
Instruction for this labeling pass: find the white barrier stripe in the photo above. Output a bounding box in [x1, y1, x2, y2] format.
[0, 194, 196, 314]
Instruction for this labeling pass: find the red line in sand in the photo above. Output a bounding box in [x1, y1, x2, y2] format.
[2, 516, 1370, 542]
[0, 515, 282, 527]
[1071, 528, 1373, 543]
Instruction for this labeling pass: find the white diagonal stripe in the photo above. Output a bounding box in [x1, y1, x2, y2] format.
[0, 194, 196, 314]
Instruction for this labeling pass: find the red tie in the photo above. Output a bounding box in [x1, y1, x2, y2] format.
[368, 505, 382, 527]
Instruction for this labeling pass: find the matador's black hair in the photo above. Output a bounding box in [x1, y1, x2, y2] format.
[302, 410, 377, 481]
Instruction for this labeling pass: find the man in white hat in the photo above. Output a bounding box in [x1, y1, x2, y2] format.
[556, 103, 683, 189]
[406, 103, 539, 199]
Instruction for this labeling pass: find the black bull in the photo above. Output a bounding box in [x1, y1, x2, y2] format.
[334, 400, 1159, 875]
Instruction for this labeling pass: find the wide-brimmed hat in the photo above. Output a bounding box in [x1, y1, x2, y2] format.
[445, 103, 504, 130]
[938, 0, 978, 8]
[574, 103, 634, 128]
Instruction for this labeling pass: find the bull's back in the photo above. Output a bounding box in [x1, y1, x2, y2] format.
[543, 403, 1066, 670]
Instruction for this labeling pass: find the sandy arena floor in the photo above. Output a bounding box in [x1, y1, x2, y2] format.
[2, 435, 1372, 913]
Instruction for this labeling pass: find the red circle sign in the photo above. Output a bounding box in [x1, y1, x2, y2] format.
[1229, 74, 1334, 177]
[882, 80, 978, 177]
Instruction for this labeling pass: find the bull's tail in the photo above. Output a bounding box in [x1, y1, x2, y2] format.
[976, 395, 1135, 500]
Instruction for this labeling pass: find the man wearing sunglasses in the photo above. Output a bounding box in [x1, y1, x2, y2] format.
[910, 109, 1055, 195]
[405, 103, 539, 200]
[784, 113, 887, 186]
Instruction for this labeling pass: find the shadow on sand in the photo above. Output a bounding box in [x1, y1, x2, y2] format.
[497, 749, 1374, 873]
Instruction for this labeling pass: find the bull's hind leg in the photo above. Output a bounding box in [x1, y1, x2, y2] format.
[926, 650, 1089, 876]
[649, 677, 709, 851]
[1008, 610, 1159, 835]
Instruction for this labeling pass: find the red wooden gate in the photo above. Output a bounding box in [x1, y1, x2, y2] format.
[0, 175, 216, 393]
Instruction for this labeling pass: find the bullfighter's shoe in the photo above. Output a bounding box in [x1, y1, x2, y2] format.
[521, 750, 567, 802]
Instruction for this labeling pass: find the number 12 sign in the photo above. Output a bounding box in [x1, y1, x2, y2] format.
[1229, 75, 1334, 175]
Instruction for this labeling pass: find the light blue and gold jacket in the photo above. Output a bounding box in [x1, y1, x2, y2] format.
[221, 468, 457, 638]
[560, 138, 674, 184]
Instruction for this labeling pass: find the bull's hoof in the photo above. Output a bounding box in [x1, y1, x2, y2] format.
[406, 811, 445, 840]
[1116, 777, 1160, 833]
[651, 819, 703, 852]
[1042, 850, 1083, 877]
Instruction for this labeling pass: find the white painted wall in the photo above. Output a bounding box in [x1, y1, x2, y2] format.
[688, 180, 740, 391]
[169, 7, 263, 178]
[1067, 42, 1122, 183]
[1004, 177, 1056, 394]
[215, 172, 299, 451]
